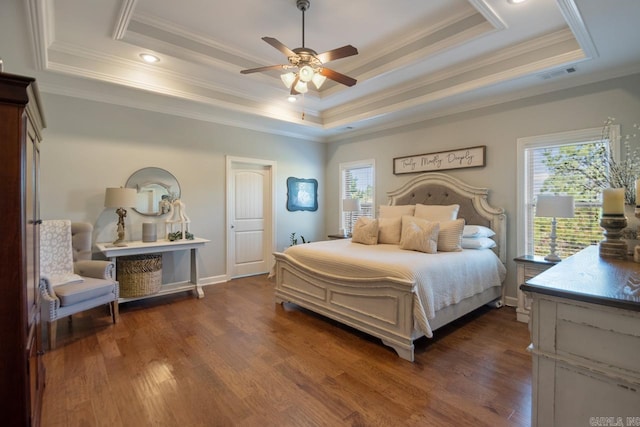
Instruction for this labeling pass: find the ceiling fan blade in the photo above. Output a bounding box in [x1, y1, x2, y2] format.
[315, 45, 358, 63]
[262, 37, 297, 58]
[319, 68, 357, 87]
[240, 64, 288, 74]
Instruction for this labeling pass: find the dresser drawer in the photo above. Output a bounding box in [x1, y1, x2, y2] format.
[555, 302, 640, 375]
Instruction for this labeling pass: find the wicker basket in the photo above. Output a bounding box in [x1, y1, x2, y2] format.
[117, 254, 162, 297]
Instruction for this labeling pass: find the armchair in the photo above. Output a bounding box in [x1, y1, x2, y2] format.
[40, 220, 119, 350]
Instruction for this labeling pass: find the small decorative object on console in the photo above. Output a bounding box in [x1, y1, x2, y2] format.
[165, 198, 191, 240]
[600, 188, 628, 259]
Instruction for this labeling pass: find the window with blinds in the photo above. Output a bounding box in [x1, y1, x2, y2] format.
[518, 126, 618, 258]
[340, 160, 375, 233]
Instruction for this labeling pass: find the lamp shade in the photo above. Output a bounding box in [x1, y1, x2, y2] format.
[104, 187, 138, 208]
[536, 195, 574, 218]
[343, 198, 361, 212]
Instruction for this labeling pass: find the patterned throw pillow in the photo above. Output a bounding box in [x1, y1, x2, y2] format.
[352, 217, 379, 245]
[399, 216, 439, 253]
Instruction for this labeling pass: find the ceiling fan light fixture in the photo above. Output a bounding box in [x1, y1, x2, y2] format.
[298, 65, 315, 82]
[311, 72, 326, 89]
[287, 95, 297, 102]
[294, 80, 308, 94]
[281, 72, 296, 88]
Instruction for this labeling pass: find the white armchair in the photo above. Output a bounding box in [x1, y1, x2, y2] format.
[39, 220, 119, 349]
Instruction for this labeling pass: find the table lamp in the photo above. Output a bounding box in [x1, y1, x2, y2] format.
[536, 194, 574, 262]
[104, 187, 138, 246]
[343, 198, 361, 237]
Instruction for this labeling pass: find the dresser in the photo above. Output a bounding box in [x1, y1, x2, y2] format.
[521, 245, 640, 427]
[514, 254, 558, 323]
[0, 73, 46, 426]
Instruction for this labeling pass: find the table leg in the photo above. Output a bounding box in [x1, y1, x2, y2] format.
[191, 248, 204, 298]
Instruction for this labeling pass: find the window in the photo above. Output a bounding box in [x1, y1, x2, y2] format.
[517, 125, 619, 258]
[340, 159, 375, 233]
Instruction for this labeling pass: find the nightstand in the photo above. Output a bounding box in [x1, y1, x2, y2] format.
[327, 233, 350, 240]
[514, 255, 558, 323]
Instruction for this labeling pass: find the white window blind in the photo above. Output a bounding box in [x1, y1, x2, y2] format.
[340, 160, 375, 233]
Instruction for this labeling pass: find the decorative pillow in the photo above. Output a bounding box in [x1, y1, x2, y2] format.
[378, 217, 402, 244]
[379, 205, 415, 218]
[414, 204, 460, 222]
[462, 237, 496, 250]
[462, 225, 495, 238]
[352, 217, 379, 245]
[399, 216, 439, 254]
[437, 218, 465, 252]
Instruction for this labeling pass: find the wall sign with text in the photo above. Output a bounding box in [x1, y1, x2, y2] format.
[393, 146, 486, 175]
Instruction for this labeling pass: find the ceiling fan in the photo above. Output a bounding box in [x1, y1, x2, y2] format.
[240, 0, 358, 95]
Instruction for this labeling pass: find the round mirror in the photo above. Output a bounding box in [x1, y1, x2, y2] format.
[125, 167, 181, 216]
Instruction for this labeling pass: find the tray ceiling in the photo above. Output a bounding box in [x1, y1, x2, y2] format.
[23, 0, 640, 141]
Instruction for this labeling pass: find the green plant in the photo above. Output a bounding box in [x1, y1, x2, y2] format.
[289, 232, 310, 246]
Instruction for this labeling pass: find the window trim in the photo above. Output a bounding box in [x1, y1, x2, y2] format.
[516, 125, 620, 256]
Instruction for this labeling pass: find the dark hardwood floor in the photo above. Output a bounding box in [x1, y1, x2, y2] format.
[41, 275, 531, 426]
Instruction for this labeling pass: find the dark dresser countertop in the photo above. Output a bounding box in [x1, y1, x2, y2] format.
[521, 244, 640, 312]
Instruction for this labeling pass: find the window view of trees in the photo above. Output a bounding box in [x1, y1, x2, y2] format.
[341, 161, 375, 232]
[529, 120, 640, 259]
[532, 141, 607, 258]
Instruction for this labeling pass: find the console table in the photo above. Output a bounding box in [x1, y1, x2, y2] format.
[521, 245, 640, 427]
[96, 238, 209, 302]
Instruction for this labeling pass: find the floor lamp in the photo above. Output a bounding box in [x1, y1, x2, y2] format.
[536, 194, 574, 262]
[342, 198, 361, 237]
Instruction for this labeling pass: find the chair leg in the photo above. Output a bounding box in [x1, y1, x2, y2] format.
[111, 300, 119, 323]
[48, 320, 57, 350]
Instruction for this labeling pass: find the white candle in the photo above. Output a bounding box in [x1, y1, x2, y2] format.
[602, 188, 625, 215]
[636, 179, 640, 207]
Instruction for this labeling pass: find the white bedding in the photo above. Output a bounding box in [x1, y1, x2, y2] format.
[281, 239, 506, 337]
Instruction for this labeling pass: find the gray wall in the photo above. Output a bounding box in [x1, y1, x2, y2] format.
[40, 93, 326, 284]
[325, 73, 640, 301]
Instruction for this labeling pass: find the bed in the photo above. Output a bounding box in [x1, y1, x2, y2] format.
[273, 172, 507, 361]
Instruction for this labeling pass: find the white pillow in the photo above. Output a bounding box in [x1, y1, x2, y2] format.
[399, 216, 439, 254]
[352, 217, 379, 245]
[462, 225, 495, 238]
[378, 216, 402, 244]
[379, 205, 415, 218]
[437, 218, 465, 252]
[462, 237, 496, 250]
[414, 204, 460, 222]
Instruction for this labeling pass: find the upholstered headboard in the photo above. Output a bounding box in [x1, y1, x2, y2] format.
[386, 172, 506, 264]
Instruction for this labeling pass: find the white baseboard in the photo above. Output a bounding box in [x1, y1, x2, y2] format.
[504, 296, 518, 307]
[199, 275, 228, 286]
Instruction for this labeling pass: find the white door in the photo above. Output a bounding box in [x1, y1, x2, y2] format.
[227, 158, 275, 278]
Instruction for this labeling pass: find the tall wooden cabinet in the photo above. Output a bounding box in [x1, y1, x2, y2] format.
[0, 72, 46, 426]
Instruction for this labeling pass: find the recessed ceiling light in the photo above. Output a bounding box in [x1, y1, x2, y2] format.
[139, 53, 160, 63]
[287, 95, 297, 102]
[507, 0, 527, 3]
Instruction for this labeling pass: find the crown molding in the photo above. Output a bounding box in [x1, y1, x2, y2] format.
[25, 0, 51, 70]
[112, 0, 138, 40]
[556, 0, 598, 59]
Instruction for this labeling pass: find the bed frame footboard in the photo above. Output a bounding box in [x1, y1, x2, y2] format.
[274, 252, 419, 361]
